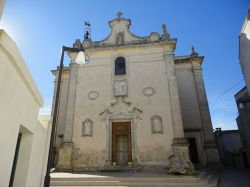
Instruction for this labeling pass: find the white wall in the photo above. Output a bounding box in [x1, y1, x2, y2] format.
[26, 116, 51, 187]
[0, 29, 50, 187]
[240, 10, 250, 93]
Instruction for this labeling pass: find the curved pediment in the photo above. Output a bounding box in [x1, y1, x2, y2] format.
[94, 15, 145, 46]
[78, 12, 173, 49]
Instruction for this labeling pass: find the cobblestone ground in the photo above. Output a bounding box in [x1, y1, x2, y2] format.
[218, 168, 250, 187]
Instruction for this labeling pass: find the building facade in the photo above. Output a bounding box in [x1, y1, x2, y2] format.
[214, 128, 246, 168]
[235, 87, 250, 168]
[52, 14, 219, 171]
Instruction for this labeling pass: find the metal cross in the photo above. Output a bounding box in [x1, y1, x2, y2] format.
[117, 11, 123, 18]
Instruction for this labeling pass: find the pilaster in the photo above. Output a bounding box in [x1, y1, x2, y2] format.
[192, 62, 220, 165]
[57, 62, 79, 170]
[57, 142, 74, 171]
[164, 51, 189, 159]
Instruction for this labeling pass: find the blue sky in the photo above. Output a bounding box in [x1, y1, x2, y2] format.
[0, 0, 249, 130]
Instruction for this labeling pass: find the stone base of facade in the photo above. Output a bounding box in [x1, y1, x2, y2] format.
[68, 164, 170, 172]
[56, 142, 73, 171]
[172, 138, 190, 159]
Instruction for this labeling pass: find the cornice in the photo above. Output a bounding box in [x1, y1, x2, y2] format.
[82, 38, 177, 53]
[174, 55, 204, 65]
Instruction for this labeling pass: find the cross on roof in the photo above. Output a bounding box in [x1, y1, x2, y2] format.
[117, 11, 123, 18]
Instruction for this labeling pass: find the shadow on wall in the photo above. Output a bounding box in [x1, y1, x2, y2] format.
[10, 125, 33, 187]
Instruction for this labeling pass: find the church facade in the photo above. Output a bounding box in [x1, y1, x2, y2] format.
[52, 14, 219, 171]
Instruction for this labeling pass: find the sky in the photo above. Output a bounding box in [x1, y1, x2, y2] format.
[0, 0, 249, 130]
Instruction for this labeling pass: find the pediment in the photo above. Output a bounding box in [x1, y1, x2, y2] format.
[96, 17, 144, 45]
[75, 12, 176, 50]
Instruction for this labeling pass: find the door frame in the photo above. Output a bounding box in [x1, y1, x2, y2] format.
[9, 133, 22, 187]
[112, 122, 132, 165]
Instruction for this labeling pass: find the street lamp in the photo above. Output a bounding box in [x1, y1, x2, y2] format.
[44, 46, 85, 187]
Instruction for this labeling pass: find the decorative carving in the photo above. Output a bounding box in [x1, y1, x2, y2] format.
[88, 91, 99, 100]
[117, 11, 123, 18]
[116, 32, 124, 45]
[162, 24, 167, 34]
[161, 24, 170, 40]
[114, 80, 128, 97]
[143, 87, 155, 97]
[191, 46, 198, 57]
[151, 115, 163, 134]
[111, 98, 118, 106]
[73, 39, 82, 49]
[83, 39, 91, 48]
[132, 107, 143, 120]
[123, 97, 131, 105]
[150, 32, 160, 41]
[110, 97, 131, 107]
[82, 119, 93, 136]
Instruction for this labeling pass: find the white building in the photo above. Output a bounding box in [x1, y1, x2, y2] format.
[0, 1, 51, 186]
[240, 9, 250, 93]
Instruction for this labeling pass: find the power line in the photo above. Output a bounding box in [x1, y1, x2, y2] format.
[209, 79, 244, 105]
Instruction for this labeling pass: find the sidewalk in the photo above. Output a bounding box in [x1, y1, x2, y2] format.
[218, 168, 250, 187]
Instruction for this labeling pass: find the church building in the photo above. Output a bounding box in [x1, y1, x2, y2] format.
[52, 13, 219, 171]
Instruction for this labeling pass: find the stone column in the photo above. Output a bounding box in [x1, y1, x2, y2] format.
[192, 62, 220, 165]
[57, 62, 79, 171]
[164, 51, 189, 159]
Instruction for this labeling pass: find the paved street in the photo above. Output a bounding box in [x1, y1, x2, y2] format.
[218, 168, 250, 187]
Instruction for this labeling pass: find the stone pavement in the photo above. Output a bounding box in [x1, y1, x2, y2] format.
[218, 168, 250, 187]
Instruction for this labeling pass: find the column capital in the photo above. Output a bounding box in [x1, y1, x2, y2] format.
[69, 62, 80, 67]
[193, 67, 202, 70]
[163, 51, 174, 58]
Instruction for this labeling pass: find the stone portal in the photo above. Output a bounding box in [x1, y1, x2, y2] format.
[112, 122, 132, 165]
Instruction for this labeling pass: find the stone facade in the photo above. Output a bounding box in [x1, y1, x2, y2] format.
[52, 14, 219, 171]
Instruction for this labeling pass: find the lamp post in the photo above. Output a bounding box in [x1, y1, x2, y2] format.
[44, 46, 85, 187]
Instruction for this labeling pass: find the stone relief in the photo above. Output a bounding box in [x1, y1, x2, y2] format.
[82, 119, 93, 136]
[143, 87, 155, 97]
[150, 32, 160, 41]
[116, 32, 124, 45]
[87, 91, 99, 100]
[151, 115, 163, 134]
[113, 80, 128, 97]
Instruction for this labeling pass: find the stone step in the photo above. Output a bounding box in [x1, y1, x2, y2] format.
[50, 169, 220, 187]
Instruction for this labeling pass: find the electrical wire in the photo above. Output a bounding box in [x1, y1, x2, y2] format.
[209, 79, 244, 105]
